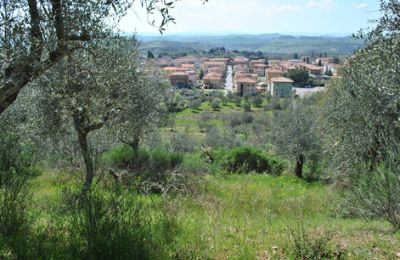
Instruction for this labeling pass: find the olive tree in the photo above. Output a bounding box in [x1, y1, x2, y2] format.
[270, 100, 322, 178]
[112, 65, 168, 161]
[37, 38, 142, 190]
[324, 0, 400, 177]
[323, 0, 400, 227]
[0, 0, 205, 115]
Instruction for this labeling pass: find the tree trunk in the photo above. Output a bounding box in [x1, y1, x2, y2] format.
[77, 130, 94, 191]
[129, 137, 140, 170]
[294, 154, 305, 178]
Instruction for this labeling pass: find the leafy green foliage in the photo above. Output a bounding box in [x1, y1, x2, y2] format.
[211, 98, 221, 111]
[252, 95, 264, 107]
[243, 101, 252, 112]
[288, 224, 346, 259]
[284, 69, 309, 87]
[0, 129, 37, 258]
[324, 0, 400, 176]
[212, 147, 285, 175]
[37, 187, 178, 259]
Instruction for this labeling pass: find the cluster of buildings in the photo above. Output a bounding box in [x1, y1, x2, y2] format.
[158, 54, 342, 97]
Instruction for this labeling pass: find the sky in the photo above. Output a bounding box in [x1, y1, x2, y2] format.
[118, 0, 381, 35]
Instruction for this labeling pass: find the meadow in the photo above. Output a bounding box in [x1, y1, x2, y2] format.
[15, 93, 396, 259]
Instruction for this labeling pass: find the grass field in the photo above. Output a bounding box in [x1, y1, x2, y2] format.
[31, 170, 400, 259]
[18, 97, 399, 259]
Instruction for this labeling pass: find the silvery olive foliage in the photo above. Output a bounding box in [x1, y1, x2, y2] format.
[270, 99, 322, 178]
[0, 0, 204, 115]
[111, 61, 169, 155]
[324, 0, 400, 177]
[34, 37, 166, 189]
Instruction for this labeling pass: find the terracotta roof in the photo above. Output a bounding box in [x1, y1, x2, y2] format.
[169, 72, 188, 76]
[266, 68, 284, 73]
[210, 58, 229, 62]
[163, 66, 189, 72]
[204, 62, 225, 66]
[236, 77, 257, 83]
[234, 56, 249, 62]
[181, 64, 195, 69]
[254, 64, 268, 68]
[235, 71, 258, 78]
[271, 77, 294, 83]
[204, 72, 223, 80]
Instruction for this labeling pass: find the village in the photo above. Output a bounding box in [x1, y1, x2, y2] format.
[157, 54, 344, 97]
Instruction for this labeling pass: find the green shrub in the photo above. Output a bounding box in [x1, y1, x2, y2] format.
[40, 187, 177, 259]
[234, 96, 242, 107]
[252, 95, 264, 107]
[211, 147, 285, 175]
[102, 146, 182, 173]
[101, 145, 134, 168]
[147, 148, 183, 173]
[168, 133, 198, 153]
[0, 129, 37, 259]
[204, 127, 243, 149]
[288, 224, 345, 259]
[243, 101, 252, 112]
[189, 99, 202, 111]
[211, 98, 221, 111]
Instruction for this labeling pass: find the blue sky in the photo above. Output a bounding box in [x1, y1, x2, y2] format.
[118, 0, 380, 35]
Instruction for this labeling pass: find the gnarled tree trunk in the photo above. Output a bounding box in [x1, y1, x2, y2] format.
[294, 154, 305, 178]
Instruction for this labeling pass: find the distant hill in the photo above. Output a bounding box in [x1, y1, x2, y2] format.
[138, 33, 363, 55]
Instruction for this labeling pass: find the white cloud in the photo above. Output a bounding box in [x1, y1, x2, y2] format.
[306, 0, 335, 10]
[351, 2, 368, 9]
[271, 4, 301, 12]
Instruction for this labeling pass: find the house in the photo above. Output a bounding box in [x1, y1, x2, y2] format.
[169, 72, 189, 88]
[162, 66, 189, 76]
[173, 56, 199, 67]
[233, 56, 250, 66]
[186, 70, 197, 85]
[203, 72, 224, 89]
[268, 60, 283, 65]
[236, 77, 257, 97]
[299, 64, 324, 76]
[157, 57, 172, 68]
[250, 59, 266, 72]
[287, 59, 303, 65]
[210, 58, 229, 65]
[202, 62, 226, 73]
[254, 64, 268, 77]
[234, 73, 258, 82]
[270, 77, 294, 97]
[315, 57, 335, 65]
[266, 67, 285, 86]
[256, 82, 267, 94]
[181, 64, 196, 70]
[233, 64, 249, 74]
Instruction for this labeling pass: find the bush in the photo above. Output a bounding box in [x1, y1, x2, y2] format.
[211, 98, 221, 111]
[101, 145, 134, 168]
[234, 96, 242, 107]
[252, 95, 264, 107]
[243, 101, 252, 112]
[168, 133, 198, 153]
[225, 112, 253, 127]
[42, 187, 177, 259]
[349, 155, 400, 229]
[288, 224, 345, 259]
[189, 99, 202, 111]
[204, 126, 242, 149]
[0, 129, 37, 258]
[211, 147, 285, 174]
